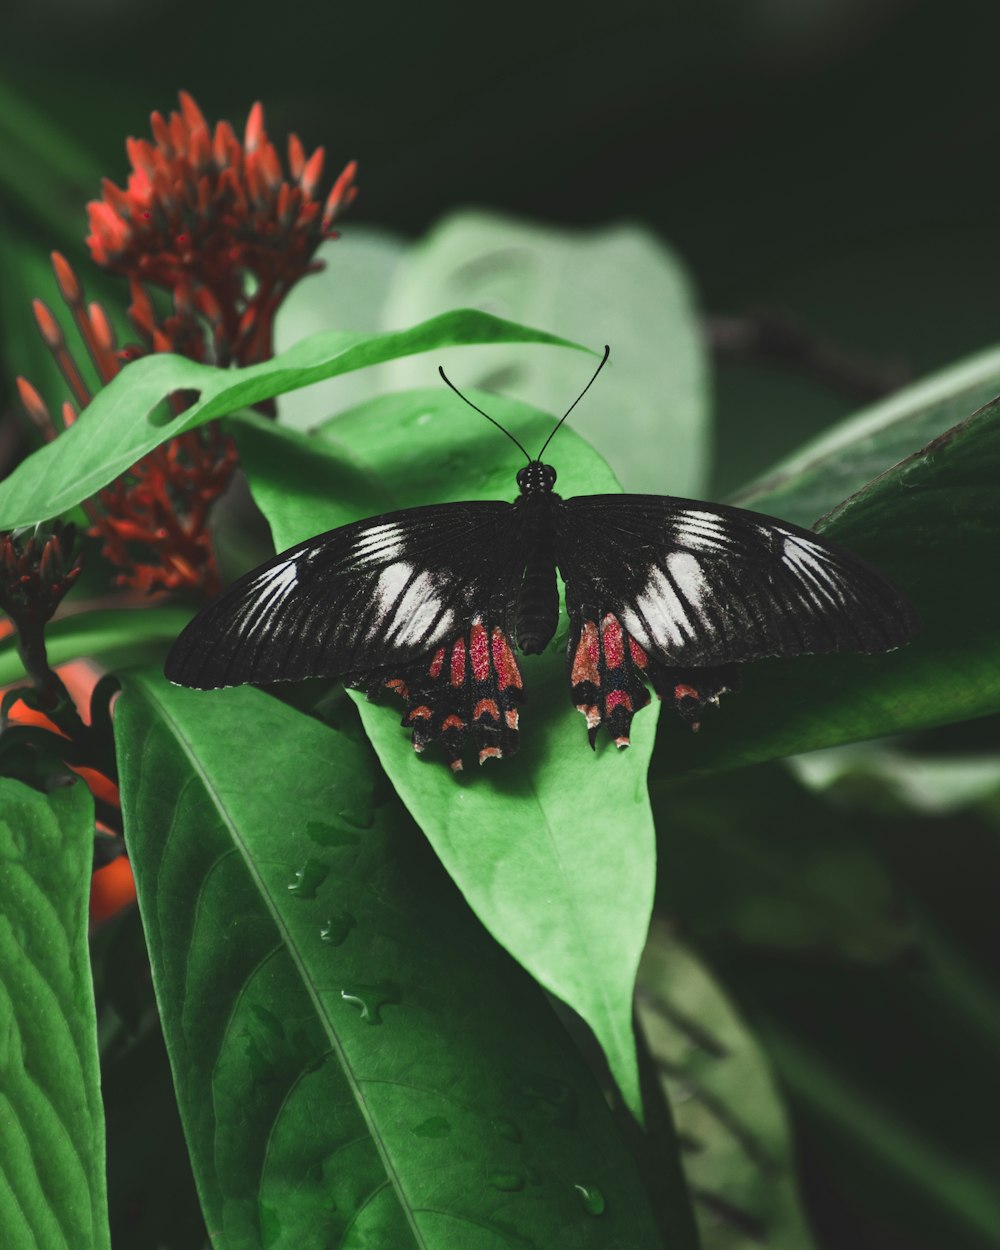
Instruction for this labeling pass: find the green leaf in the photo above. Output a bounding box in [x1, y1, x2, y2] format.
[116, 672, 665, 1250]
[378, 209, 710, 496]
[652, 764, 912, 964]
[638, 925, 818, 1250]
[0, 777, 110, 1250]
[732, 345, 1000, 527]
[0, 310, 586, 530]
[0, 607, 193, 688]
[232, 390, 659, 1119]
[658, 393, 1000, 776]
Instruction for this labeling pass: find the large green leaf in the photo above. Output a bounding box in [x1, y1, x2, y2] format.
[652, 764, 912, 965]
[376, 209, 710, 496]
[732, 345, 1000, 526]
[657, 394, 1000, 776]
[638, 925, 818, 1250]
[0, 310, 585, 530]
[231, 392, 659, 1119]
[117, 672, 666, 1250]
[0, 777, 109, 1250]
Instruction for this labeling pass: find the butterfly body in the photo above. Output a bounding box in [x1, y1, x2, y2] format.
[166, 450, 919, 772]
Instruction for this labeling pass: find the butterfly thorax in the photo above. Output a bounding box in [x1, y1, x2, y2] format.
[513, 468, 561, 654]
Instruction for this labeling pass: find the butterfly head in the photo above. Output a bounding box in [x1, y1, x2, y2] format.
[516, 461, 557, 495]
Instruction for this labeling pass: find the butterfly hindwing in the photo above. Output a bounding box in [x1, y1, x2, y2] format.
[164, 500, 527, 693]
[554, 493, 918, 744]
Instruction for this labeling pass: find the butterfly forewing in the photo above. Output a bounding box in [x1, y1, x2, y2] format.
[555, 494, 919, 669]
[165, 501, 526, 690]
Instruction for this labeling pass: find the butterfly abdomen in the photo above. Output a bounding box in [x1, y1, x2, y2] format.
[516, 499, 559, 654]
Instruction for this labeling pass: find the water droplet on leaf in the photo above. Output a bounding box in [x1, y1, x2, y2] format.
[574, 1183, 605, 1216]
[320, 912, 356, 945]
[288, 859, 329, 898]
[341, 980, 400, 1024]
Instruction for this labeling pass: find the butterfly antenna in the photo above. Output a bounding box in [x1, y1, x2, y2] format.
[438, 366, 532, 463]
[536, 344, 611, 461]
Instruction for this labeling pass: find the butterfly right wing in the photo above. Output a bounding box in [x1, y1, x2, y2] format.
[554, 492, 919, 746]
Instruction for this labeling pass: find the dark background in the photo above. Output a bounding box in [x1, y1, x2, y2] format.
[3, 0, 999, 491]
[2, 4, 998, 1248]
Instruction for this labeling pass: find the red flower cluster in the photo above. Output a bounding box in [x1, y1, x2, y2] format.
[19, 253, 238, 595]
[95, 425, 237, 596]
[87, 91, 357, 367]
[17, 92, 356, 594]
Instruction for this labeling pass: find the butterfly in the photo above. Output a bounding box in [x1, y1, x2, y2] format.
[165, 347, 920, 771]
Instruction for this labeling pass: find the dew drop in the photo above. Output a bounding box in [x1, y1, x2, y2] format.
[320, 912, 356, 946]
[574, 1183, 606, 1216]
[306, 820, 360, 848]
[488, 1171, 524, 1192]
[412, 1115, 451, 1138]
[340, 980, 401, 1024]
[491, 1115, 522, 1143]
[288, 859, 329, 898]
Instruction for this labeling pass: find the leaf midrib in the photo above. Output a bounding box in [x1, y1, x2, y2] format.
[142, 687, 429, 1250]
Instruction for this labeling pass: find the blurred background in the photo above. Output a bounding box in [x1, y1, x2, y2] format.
[2, 2, 999, 1248]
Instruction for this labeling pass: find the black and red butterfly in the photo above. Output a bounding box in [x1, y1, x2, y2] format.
[165, 348, 920, 771]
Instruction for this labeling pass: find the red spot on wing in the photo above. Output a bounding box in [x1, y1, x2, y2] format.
[407, 704, 432, 722]
[470, 621, 490, 682]
[442, 713, 464, 731]
[601, 614, 624, 669]
[605, 689, 633, 713]
[673, 683, 700, 701]
[505, 708, 519, 730]
[479, 746, 503, 764]
[450, 637, 467, 686]
[628, 637, 649, 669]
[384, 677, 408, 700]
[490, 627, 523, 690]
[428, 647, 445, 679]
[571, 620, 600, 686]
[473, 698, 500, 722]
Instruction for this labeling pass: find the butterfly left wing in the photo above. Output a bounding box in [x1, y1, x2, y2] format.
[554, 493, 919, 745]
[165, 501, 529, 769]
